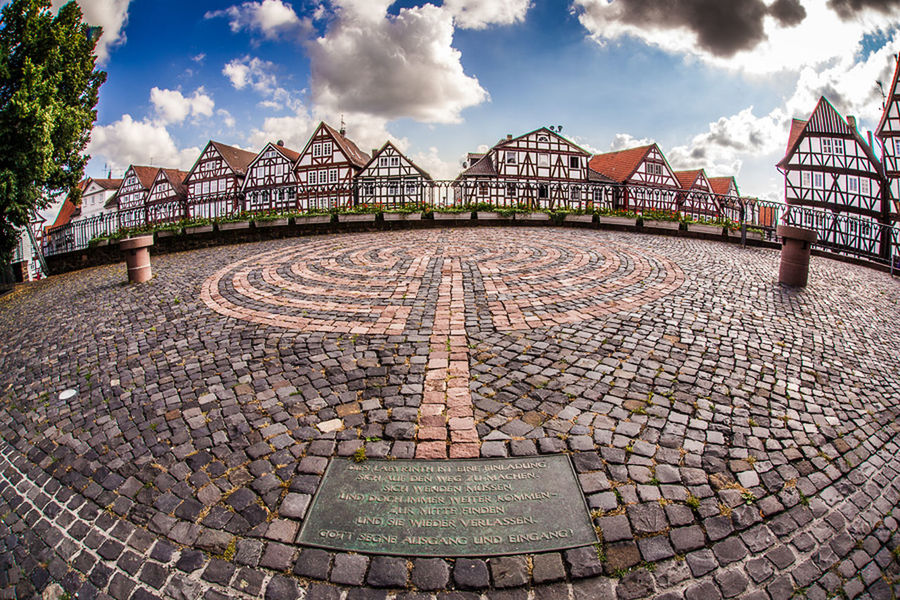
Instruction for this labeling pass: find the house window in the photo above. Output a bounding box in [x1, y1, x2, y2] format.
[505, 151, 517, 165]
[537, 135, 549, 143]
[801, 172, 811, 187]
[848, 177, 858, 192]
[323, 142, 332, 155]
[833, 139, 845, 154]
[894, 139, 900, 155]
[538, 154, 550, 167]
[569, 186, 580, 201]
[329, 169, 338, 183]
[379, 157, 389, 167]
[647, 162, 663, 176]
[405, 181, 417, 194]
[388, 180, 399, 195]
[821, 138, 832, 154]
[814, 172, 824, 188]
[313, 143, 322, 157]
[479, 182, 488, 196]
[506, 183, 517, 197]
[538, 184, 548, 199]
[309, 171, 317, 185]
[862, 178, 871, 194]
[569, 156, 580, 169]
[390, 156, 400, 166]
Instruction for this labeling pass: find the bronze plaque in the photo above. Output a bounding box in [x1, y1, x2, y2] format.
[297, 454, 598, 556]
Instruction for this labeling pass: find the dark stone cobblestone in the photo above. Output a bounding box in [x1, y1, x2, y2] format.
[0, 228, 899, 598]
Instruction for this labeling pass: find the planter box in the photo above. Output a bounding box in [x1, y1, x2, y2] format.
[729, 229, 764, 241]
[597, 216, 637, 227]
[643, 220, 680, 231]
[91, 239, 110, 247]
[433, 211, 472, 220]
[185, 224, 213, 235]
[687, 223, 724, 235]
[564, 214, 594, 224]
[295, 215, 332, 225]
[155, 230, 179, 238]
[338, 213, 376, 223]
[383, 212, 422, 221]
[219, 221, 250, 231]
[476, 211, 513, 220]
[253, 218, 289, 228]
[520, 212, 550, 221]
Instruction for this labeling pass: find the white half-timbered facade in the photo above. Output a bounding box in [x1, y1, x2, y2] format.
[876, 53, 900, 222]
[356, 142, 433, 209]
[184, 141, 257, 219]
[146, 169, 188, 224]
[455, 128, 593, 209]
[589, 144, 680, 212]
[674, 169, 720, 218]
[242, 142, 301, 213]
[115, 166, 159, 227]
[709, 176, 746, 223]
[777, 96, 891, 257]
[294, 122, 369, 211]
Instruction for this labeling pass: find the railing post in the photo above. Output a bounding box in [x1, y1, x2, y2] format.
[739, 199, 747, 247]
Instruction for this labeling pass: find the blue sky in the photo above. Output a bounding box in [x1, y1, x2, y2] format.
[53, 0, 900, 205]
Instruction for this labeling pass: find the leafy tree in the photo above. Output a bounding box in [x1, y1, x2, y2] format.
[0, 0, 105, 263]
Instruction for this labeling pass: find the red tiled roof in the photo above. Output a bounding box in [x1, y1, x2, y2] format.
[273, 142, 301, 163]
[783, 119, 808, 161]
[210, 141, 257, 175]
[321, 123, 370, 169]
[674, 170, 703, 190]
[90, 178, 123, 190]
[130, 165, 160, 190]
[709, 176, 737, 196]
[589, 145, 654, 183]
[48, 196, 79, 230]
[159, 169, 189, 198]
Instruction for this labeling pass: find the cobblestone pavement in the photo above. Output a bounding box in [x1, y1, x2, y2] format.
[1, 227, 899, 599]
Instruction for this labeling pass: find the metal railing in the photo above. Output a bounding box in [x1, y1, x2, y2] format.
[39, 180, 900, 268]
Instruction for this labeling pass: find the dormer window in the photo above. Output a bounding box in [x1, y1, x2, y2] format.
[537, 135, 549, 143]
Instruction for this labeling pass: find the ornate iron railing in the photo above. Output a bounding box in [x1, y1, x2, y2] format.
[40, 180, 900, 268]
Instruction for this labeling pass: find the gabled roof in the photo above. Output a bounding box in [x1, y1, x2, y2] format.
[709, 176, 739, 196]
[458, 154, 497, 178]
[319, 122, 370, 169]
[359, 141, 433, 180]
[272, 142, 301, 163]
[210, 141, 257, 175]
[588, 169, 616, 183]
[129, 165, 160, 190]
[589, 145, 655, 183]
[877, 53, 900, 139]
[777, 96, 884, 172]
[88, 178, 123, 191]
[493, 126, 592, 156]
[48, 182, 83, 230]
[674, 169, 704, 190]
[155, 169, 189, 198]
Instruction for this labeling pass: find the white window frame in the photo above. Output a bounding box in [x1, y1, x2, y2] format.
[801, 171, 811, 187]
[814, 172, 824, 188]
[894, 139, 900, 156]
[861, 178, 871, 195]
[329, 169, 338, 184]
[309, 170, 317, 185]
[379, 157, 389, 167]
[848, 177, 858, 193]
[390, 156, 400, 167]
[538, 153, 550, 167]
[821, 138, 833, 154]
[505, 151, 517, 165]
[313, 143, 322, 157]
[569, 156, 580, 169]
[323, 142, 332, 156]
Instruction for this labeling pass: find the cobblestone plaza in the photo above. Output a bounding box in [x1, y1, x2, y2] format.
[1, 227, 899, 599]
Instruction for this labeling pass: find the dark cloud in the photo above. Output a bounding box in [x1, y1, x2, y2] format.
[827, 0, 900, 19]
[769, 0, 806, 26]
[609, 0, 807, 57]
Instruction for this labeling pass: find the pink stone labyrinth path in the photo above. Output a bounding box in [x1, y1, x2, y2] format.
[201, 229, 685, 459]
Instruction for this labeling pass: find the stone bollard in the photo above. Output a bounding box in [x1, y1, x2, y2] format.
[119, 235, 154, 283]
[777, 225, 817, 287]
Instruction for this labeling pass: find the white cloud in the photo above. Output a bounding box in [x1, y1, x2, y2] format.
[52, 0, 131, 63]
[222, 55, 301, 110]
[247, 108, 316, 151]
[573, 0, 900, 75]
[206, 0, 311, 41]
[608, 133, 653, 152]
[443, 0, 532, 29]
[307, 0, 488, 123]
[410, 146, 460, 179]
[149, 87, 214, 125]
[87, 114, 200, 172]
[217, 109, 236, 129]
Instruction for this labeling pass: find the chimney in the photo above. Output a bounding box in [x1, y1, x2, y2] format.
[277, 139, 284, 146]
[340, 114, 346, 137]
[848, 116, 857, 130]
[506, 134, 512, 140]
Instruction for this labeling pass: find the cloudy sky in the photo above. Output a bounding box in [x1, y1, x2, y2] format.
[57, 0, 900, 203]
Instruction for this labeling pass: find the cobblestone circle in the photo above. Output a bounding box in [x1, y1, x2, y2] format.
[1, 226, 900, 599]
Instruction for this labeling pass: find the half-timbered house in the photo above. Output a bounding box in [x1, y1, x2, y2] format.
[294, 122, 369, 211]
[674, 169, 720, 218]
[876, 53, 900, 222]
[241, 142, 301, 213]
[356, 141, 433, 209]
[78, 178, 122, 221]
[777, 96, 891, 258]
[589, 144, 680, 212]
[455, 127, 594, 209]
[184, 141, 257, 219]
[708, 176, 747, 223]
[115, 166, 159, 227]
[146, 169, 189, 224]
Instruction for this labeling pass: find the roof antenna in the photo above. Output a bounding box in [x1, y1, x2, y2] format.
[340, 114, 346, 137]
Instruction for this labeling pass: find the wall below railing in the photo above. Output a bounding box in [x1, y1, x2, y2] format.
[44, 216, 778, 277]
